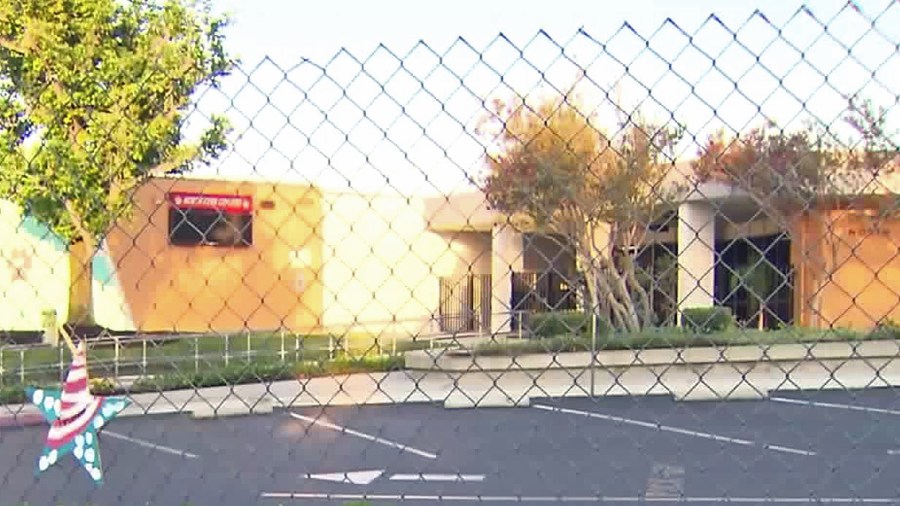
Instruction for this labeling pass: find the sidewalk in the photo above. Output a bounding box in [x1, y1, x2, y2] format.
[5, 346, 900, 424]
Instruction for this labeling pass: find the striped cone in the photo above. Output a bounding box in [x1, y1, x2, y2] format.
[26, 340, 131, 484]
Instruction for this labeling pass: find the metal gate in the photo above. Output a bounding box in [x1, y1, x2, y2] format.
[438, 274, 492, 333]
[510, 270, 580, 329]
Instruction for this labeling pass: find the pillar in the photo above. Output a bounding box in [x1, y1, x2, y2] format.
[677, 201, 716, 325]
[491, 223, 525, 334]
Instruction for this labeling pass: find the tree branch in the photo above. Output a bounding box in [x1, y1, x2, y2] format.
[0, 36, 28, 54]
[63, 200, 95, 249]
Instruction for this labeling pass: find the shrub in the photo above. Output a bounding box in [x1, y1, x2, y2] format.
[0, 385, 25, 405]
[526, 310, 593, 338]
[128, 356, 404, 394]
[473, 334, 593, 356]
[90, 377, 119, 395]
[872, 318, 900, 340]
[681, 306, 734, 334]
[131, 360, 296, 393]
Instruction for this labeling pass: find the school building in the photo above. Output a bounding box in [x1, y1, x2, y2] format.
[1, 169, 900, 338]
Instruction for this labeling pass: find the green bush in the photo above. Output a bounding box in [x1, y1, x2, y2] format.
[681, 306, 734, 334]
[131, 360, 297, 392]
[473, 334, 593, 356]
[872, 318, 900, 340]
[129, 355, 405, 394]
[526, 310, 593, 338]
[0, 385, 25, 404]
[89, 377, 119, 395]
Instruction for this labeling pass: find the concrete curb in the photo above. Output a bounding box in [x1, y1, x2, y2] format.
[189, 397, 274, 419]
[672, 385, 770, 402]
[2, 397, 279, 426]
[0, 410, 45, 428]
[2, 339, 898, 421]
[405, 339, 900, 372]
[443, 391, 531, 409]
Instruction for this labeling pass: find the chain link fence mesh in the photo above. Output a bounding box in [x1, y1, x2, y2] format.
[1, 2, 900, 505]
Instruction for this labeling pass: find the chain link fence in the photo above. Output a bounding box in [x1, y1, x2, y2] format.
[1, 1, 900, 505]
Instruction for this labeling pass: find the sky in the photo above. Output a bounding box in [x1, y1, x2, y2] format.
[182, 0, 900, 196]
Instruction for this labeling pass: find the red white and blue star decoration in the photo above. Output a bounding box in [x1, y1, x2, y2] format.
[25, 340, 130, 484]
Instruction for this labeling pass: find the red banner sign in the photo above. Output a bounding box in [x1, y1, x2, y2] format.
[168, 192, 253, 213]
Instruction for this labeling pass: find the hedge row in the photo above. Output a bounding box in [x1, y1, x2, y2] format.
[527, 306, 737, 336]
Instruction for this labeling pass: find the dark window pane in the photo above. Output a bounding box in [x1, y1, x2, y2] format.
[168, 207, 253, 247]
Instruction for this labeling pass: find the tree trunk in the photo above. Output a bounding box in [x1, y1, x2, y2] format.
[605, 259, 641, 333]
[579, 248, 633, 333]
[67, 238, 96, 327]
[621, 254, 653, 328]
[757, 304, 766, 331]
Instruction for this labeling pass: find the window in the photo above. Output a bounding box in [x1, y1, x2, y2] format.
[167, 192, 253, 247]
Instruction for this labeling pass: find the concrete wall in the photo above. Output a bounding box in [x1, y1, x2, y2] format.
[0, 201, 70, 332]
[439, 231, 492, 276]
[319, 191, 466, 337]
[422, 191, 495, 232]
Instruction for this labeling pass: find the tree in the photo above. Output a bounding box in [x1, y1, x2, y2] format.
[691, 98, 897, 328]
[0, 0, 233, 330]
[477, 82, 685, 333]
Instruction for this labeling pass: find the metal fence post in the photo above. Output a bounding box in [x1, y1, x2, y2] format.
[517, 311, 523, 340]
[225, 334, 230, 367]
[141, 339, 147, 377]
[246, 331, 251, 363]
[590, 311, 597, 398]
[0, 349, 4, 387]
[280, 328, 286, 363]
[19, 349, 25, 384]
[114, 337, 120, 379]
[194, 335, 199, 374]
[328, 335, 334, 361]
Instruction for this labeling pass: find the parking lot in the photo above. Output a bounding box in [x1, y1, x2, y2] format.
[4, 387, 900, 505]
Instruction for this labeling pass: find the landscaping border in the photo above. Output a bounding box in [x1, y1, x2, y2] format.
[404, 339, 900, 372]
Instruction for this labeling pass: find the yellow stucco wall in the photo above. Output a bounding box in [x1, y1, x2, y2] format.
[100, 178, 324, 333]
[794, 208, 900, 330]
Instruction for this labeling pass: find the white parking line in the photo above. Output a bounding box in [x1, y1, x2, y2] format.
[770, 396, 900, 416]
[532, 404, 816, 456]
[389, 473, 485, 482]
[260, 492, 897, 503]
[288, 412, 438, 460]
[103, 430, 200, 459]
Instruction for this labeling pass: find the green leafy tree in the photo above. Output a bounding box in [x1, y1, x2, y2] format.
[477, 81, 685, 333]
[0, 0, 233, 328]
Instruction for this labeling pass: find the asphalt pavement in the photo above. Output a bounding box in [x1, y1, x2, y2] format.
[4, 387, 900, 505]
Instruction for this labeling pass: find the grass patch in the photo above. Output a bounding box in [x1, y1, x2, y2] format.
[0, 331, 426, 387]
[471, 325, 895, 357]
